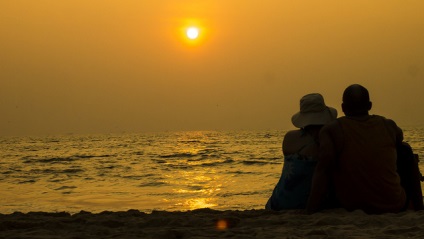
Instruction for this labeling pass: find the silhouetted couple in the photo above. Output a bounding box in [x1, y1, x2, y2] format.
[266, 84, 423, 214]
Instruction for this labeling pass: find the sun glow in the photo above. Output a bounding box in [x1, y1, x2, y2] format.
[186, 27, 199, 40]
[178, 19, 207, 46]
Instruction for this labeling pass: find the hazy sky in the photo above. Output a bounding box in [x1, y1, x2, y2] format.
[1, 1, 424, 136]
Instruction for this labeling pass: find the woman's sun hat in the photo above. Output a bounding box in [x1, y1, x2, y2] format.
[291, 93, 337, 128]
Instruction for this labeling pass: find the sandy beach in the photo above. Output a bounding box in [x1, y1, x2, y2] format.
[1, 208, 423, 239]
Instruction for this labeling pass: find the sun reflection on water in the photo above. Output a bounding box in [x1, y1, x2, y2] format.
[173, 157, 222, 210]
[172, 170, 222, 210]
[177, 198, 218, 210]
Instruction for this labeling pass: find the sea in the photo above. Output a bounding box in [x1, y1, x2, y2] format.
[1, 127, 424, 214]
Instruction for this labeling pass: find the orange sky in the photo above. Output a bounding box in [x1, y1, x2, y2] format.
[1, 1, 424, 136]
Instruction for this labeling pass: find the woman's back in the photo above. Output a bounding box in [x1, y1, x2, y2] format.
[266, 126, 322, 210]
[283, 127, 320, 157]
[266, 93, 337, 211]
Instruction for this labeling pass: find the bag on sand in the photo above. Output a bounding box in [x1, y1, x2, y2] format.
[397, 142, 424, 211]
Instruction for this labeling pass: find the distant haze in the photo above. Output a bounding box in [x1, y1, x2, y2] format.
[1, 1, 424, 136]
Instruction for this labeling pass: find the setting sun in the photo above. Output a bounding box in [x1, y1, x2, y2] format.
[178, 18, 208, 46]
[186, 27, 199, 40]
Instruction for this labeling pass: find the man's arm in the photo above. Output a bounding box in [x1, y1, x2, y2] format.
[384, 118, 403, 145]
[306, 123, 338, 214]
[392, 120, 403, 145]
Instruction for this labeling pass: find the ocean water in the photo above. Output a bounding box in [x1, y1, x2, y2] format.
[1, 128, 424, 214]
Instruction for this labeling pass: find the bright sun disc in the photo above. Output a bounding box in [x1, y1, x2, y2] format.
[186, 27, 199, 40]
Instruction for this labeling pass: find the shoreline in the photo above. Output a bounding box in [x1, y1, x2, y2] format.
[1, 208, 424, 238]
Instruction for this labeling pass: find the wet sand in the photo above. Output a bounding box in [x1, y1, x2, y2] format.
[1, 208, 424, 238]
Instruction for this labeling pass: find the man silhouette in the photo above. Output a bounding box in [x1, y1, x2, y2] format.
[307, 84, 407, 214]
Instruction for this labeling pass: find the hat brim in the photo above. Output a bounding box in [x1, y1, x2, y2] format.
[291, 107, 337, 128]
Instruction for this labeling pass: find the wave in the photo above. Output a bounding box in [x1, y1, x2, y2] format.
[61, 168, 84, 174]
[139, 181, 168, 187]
[21, 154, 113, 163]
[224, 170, 259, 175]
[188, 185, 204, 191]
[159, 153, 197, 159]
[55, 186, 77, 191]
[200, 159, 235, 167]
[153, 159, 167, 164]
[218, 191, 262, 197]
[18, 179, 37, 184]
[122, 175, 145, 180]
[241, 160, 269, 166]
[179, 140, 202, 144]
[28, 168, 84, 175]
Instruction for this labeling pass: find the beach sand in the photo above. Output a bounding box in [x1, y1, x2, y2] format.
[1, 208, 424, 239]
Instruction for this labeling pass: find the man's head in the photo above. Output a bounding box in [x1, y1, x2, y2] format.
[342, 84, 372, 116]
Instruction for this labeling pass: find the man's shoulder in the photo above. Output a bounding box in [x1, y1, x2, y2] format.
[321, 119, 341, 132]
[337, 115, 399, 127]
[381, 116, 399, 128]
[373, 115, 403, 141]
[319, 120, 343, 142]
[372, 115, 401, 130]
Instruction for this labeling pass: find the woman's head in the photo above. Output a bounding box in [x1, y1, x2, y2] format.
[291, 93, 337, 128]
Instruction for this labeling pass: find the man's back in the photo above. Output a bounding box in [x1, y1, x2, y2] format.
[333, 115, 406, 213]
[307, 84, 408, 214]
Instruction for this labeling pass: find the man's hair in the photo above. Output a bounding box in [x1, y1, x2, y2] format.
[342, 84, 372, 116]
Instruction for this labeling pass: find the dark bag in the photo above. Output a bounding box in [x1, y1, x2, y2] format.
[397, 142, 424, 211]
